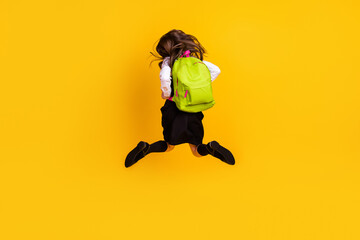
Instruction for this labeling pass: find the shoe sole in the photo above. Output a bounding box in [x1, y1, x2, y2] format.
[209, 141, 235, 165]
[125, 141, 148, 168]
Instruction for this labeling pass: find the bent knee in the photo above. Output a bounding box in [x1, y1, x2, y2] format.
[192, 151, 202, 157]
[166, 143, 175, 152]
[189, 144, 202, 157]
[194, 151, 203, 157]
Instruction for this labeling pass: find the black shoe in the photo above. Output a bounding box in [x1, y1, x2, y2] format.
[125, 141, 150, 168]
[207, 141, 235, 165]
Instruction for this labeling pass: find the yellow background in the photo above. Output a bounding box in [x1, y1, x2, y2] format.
[1, 0, 359, 239]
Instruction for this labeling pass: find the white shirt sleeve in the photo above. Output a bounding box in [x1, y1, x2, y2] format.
[203, 60, 221, 82]
[159, 56, 172, 97]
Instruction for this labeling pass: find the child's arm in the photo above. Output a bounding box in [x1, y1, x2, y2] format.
[159, 57, 172, 98]
[203, 60, 221, 82]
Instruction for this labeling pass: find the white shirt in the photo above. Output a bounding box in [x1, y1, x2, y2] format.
[160, 56, 221, 98]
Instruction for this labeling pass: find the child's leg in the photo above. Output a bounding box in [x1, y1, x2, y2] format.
[189, 143, 203, 157]
[145, 140, 170, 154]
[136, 140, 172, 160]
[191, 142, 235, 165]
[165, 142, 175, 152]
[125, 140, 174, 168]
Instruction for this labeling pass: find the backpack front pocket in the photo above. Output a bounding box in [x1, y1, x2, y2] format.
[186, 84, 214, 105]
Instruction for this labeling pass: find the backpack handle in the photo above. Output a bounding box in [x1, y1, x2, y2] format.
[180, 50, 191, 58]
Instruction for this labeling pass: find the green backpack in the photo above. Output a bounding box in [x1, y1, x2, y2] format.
[170, 50, 215, 113]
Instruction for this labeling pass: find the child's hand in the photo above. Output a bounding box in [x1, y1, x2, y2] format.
[161, 91, 169, 100]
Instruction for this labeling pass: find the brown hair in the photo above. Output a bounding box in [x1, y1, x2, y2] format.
[150, 29, 207, 69]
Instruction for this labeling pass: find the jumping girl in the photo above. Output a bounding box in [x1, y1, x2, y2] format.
[125, 29, 235, 167]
